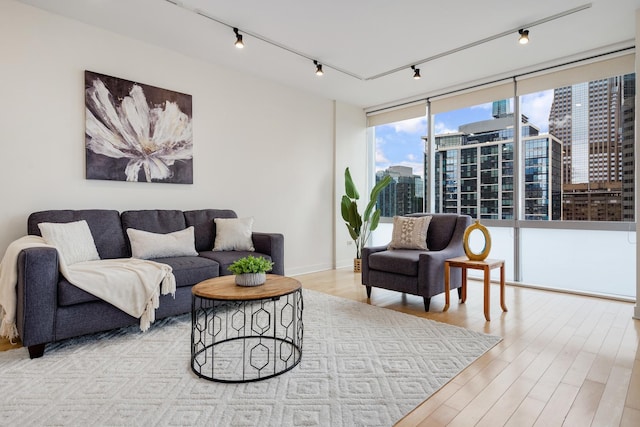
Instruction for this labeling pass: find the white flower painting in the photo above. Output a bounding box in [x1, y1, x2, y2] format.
[85, 71, 193, 184]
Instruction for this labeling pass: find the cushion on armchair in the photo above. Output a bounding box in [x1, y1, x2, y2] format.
[388, 215, 432, 250]
[368, 250, 422, 276]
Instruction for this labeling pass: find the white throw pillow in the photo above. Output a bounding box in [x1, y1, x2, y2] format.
[387, 215, 432, 250]
[38, 220, 101, 265]
[213, 217, 255, 251]
[127, 227, 198, 259]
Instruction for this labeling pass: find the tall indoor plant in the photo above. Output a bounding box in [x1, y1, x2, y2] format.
[341, 167, 392, 272]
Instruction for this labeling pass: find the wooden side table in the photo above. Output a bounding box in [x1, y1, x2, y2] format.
[443, 256, 507, 321]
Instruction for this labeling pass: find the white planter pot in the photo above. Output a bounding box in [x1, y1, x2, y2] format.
[235, 272, 267, 287]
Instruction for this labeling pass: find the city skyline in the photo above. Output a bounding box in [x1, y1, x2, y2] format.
[375, 91, 554, 178]
[432, 107, 562, 220]
[374, 74, 635, 221]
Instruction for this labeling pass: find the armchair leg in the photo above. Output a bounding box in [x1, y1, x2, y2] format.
[457, 287, 463, 300]
[423, 297, 431, 312]
[365, 286, 372, 298]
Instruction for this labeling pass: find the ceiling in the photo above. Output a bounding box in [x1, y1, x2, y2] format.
[16, 0, 640, 109]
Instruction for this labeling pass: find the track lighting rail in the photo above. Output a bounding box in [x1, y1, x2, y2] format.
[163, 1, 591, 81]
[366, 3, 592, 80]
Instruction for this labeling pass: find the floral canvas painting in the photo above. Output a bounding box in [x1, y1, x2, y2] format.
[85, 71, 193, 184]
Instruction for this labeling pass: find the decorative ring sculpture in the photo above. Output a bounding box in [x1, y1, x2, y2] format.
[463, 220, 491, 261]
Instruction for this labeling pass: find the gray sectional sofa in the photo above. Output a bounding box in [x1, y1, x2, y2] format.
[16, 209, 284, 358]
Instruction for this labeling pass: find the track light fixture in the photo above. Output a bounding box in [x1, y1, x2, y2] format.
[314, 60, 324, 76]
[518, 29, 529, 45]
[233, 27, 244, 48]
[411, 65, 421, 80]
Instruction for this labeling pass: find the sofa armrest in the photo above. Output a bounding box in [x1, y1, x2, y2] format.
[16, 247, 59, 355]
[252, 232, 285, 275]
[361, 245, 388, 285]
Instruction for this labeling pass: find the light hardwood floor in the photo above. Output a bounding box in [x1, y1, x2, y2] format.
[1, 268, 637, 426]
[298, 268, 640, 427]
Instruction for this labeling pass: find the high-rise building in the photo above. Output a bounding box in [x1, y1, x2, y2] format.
[433, 104, 562, 220]
[376, 166, 424, 217]
[622, 74, 636, 221]
[548, 74, 635, 221]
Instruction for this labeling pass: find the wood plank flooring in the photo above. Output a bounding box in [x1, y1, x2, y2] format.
[1, 268, 637, 426]
[298, 268, 640, 427]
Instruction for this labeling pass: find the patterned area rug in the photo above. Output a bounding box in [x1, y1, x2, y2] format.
[0, 289, 500, 426]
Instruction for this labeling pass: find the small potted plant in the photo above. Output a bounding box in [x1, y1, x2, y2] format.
[228, 255, 275, 286]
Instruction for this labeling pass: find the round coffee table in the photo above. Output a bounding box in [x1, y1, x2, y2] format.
[191, 274, 303, 383]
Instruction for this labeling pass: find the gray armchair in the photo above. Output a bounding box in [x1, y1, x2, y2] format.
[361, 213, 472, 311]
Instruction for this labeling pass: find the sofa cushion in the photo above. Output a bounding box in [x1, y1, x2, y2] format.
[57, 256, 219, 306]
[121, 210, 187, 257]
[58, 279, 100, 306]
[38, 220, 101, 265]
[368, 250, 424, 276]
[199, 251, 272, 276]
[184, 209, 238, 252]
[213, 217, 255, 251]
[121, 210, 186, 234]
[151, 256, 220, 288]
[126, 227, 198, 259]
[28, 210, 128, 259]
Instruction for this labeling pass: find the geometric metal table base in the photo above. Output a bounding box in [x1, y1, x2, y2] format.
[191, 283, 303, 383]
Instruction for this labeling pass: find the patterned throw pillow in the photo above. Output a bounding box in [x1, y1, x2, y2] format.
[387, 215, 432, 250]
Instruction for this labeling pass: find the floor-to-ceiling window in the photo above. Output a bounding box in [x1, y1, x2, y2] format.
[432, 96, 517, 220]
[366, 53, 636, 299]
[516, 64, 635, 298]
[370, 107, 427, 217]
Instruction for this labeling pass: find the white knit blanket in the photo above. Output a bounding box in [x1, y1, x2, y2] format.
[0, 236, 176, 342]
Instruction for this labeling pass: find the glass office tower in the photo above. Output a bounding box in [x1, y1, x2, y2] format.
[434, 103, 562, 220]
[376, 166, 424, 217]
[548, 75, 635, 221]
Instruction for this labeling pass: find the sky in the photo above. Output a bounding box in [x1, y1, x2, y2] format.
[375, 90, 554, 177]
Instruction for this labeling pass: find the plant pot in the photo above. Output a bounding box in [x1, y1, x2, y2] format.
[354, 258, 362, 273]
[235, 272, 267, 287]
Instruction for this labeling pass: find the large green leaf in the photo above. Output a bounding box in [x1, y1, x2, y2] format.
[344, 167, 360, 200]
[370, 209, 382, 231]
[347, 201, 362, 235]
[340, 195, 352, 222]
[345, 224, 359, 241]
[363, 175, 392, 222]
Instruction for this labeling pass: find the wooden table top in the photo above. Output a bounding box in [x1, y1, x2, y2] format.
[192, 274, 302, 301]
[445, 256, 505, 269]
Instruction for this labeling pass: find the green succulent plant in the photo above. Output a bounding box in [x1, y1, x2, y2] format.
[341, 167, 392, 259]
[228, 255, 274, 275]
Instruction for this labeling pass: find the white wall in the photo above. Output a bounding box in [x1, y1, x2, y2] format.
[334, 102, 368, 268]
[0, 1, 365, 275]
